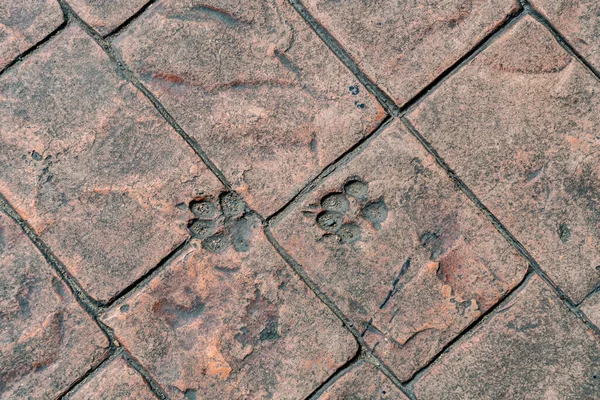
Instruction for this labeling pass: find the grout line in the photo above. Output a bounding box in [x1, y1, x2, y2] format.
[60, 348, 124, 399]
[56, 0, 233, 192]
[0, 20, 68, 79]
[305, 348, 364, 400]
[267, 116, 392, 226]
[523, 0, 600, 84]
[100, 239, 192, 310]
[401, 118, 600, 337]
[404, 270, 536, 390]
[364, 356, 417, 400]
[123, 350, 171, 400]
[400, 6, 524, 115]
[0, 193, 101, 316]
[104, 0, 158, 39]
[264, 226, 367, 344]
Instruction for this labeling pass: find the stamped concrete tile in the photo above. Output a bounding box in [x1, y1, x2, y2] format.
[66, 356, 156, 400]
[68, 0, 149, 36]
[581, 291, 600, 329]
[0, 0, 63, 69]
[0, 25, 223, 302]
[271, 119, 527, 381]
[101, 215, 357, 399]
[414, 276, 600, 399]
[408, 16, 600, 303]
[318, 361, 407, 400]
[301, 0, 520, 105]
[530, 0, 600, 71]
[0, 212, 109, 399]
[112, 0, 386, 217]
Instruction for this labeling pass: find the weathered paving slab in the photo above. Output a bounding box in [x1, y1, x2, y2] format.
[101, 215, 357, 399]
[317, 361, 407, 400]
[300, 0, 520, 105]
[112, 0, 386, 217]
[0, 212, 109, 399]
[0, 0, 63, 69]
[530, 0, 600, 72]
[68, 0, 149, 36]
[408, 16, 600, 303]
[66, 356, 156, 400]
[272, 119, 527, 381]
[0, 25, 223, 302]
[581, 291, 600, 329]
[414, 276, 600, 399]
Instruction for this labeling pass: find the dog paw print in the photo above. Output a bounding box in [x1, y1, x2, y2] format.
[308, 177, 388, 243]
[187, 191, 256, 253]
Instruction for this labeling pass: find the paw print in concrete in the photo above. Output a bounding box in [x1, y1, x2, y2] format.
[309, 177, 388, 243]
[187, 192, 256, 253]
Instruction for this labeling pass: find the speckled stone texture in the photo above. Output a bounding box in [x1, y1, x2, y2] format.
[408, 16, 600, 303]
[111, 0, 386, 217]
[317, 362, 408, 400]
[68, 0, 149, 35]
[300, 0, 520, 105]
[0, 25, 223, 302]
[272, 119, 527, 381]
[0, 0, 63, 69]
[66, 356, 156, 400]
[530, 0, 600, 71]
[581, 291, 600, 329]
[101, 216, 357, 399]
[414, 276, 600, 399]
[0, 212, 108, 399]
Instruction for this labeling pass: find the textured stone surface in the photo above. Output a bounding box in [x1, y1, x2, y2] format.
[68, 0, 149, 35]
[67, 356, 156, 400]
[0, 212, 109, 399]
[0, 25, 223, 302]
[318, 362, 407, 400]
[301, 0, 520, 105]
[409, 16, 600, 303]
[581, 291, 600, 329]
[530, 0, 600, 71]
[414, 276, 600, 399]
[0, 0, 63, 69]
[112, 0, 386, 217]
[101, 216, 357, 399]
[272, 119, 527, 381]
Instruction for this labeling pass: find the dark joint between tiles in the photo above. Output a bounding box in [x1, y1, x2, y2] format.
[267, 116, 393, 226]
[59, 348, 124, 399]
[56, 0, 234, 193]
[305, 347, 363, 400]
[523, 2, 600, 84]
[365, 356, 417, 400]
[99, 239, 192, 311]
[263, 227, 369, 345]
[0, 19, 68, 79]
[123, 350, 171, 400]
[404, 269, 536, 390]
[104, 0, 159, 39]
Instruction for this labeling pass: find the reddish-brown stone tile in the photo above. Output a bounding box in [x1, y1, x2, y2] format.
[530, 0, 600, 71]
[101, 215, 357, 399]
[581, 291, 600, 329]
[0, 212, 109, 398]
[66, 356, 156, 400]
[408, 16, 600, 303]
[414, 276, 600, 399]
[301, 0, 520, 105]
[68, 0, 149, 36]
[271, 119, 527, 381]
[0, 0, 63, 69]
[112, 0, 386, 217]
[0, 25, 223, 302]
[318, 362, 407, 400]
